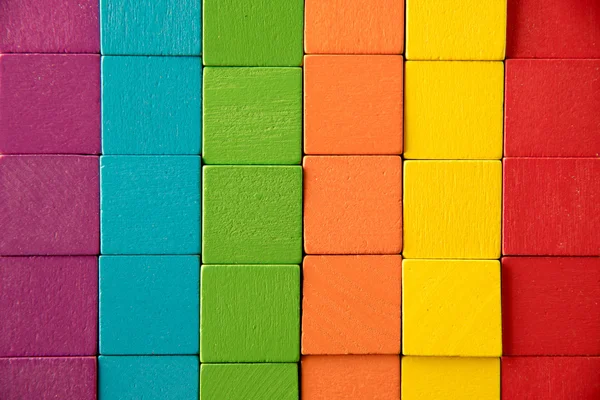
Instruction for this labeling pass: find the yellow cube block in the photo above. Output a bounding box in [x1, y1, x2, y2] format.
[402, 259, 502, 356]
[406, 0, 506, 60]
[402, 357, 500, 400]
[403, 160, 501, 259]
[404, 61, 504, 159]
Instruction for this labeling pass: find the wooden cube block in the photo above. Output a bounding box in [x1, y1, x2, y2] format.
[403, 161, 501, 259]
[507, 0, 600, 58]
[502, 357, 600, 399]
[202, 166, 302, 264]
[304, 0, 404, 54]
[303, 156, 402, 255]
[99, 256, 199, 355]
[100, 0, 200, 55]
[404, 61, 504, 159]
[505, 59, 600, 157]
[406, 0, 506, 60]
[304, 56, 403, 155]
[0, 54, 100, 154]
[0, 155, 99, 255]
[302, 255, 401, 355]
[102, 57, 201, 155]
[502, 257, 600, 356]
[99, 356, 198, 399]
[402, 357, 500, 400]
[100, 156, 201, 255]
[0, 0, 99, 53]
[301, 355, 400, 400]
[503, 158, 600, 256]
[203, 0, 303, 66]
[403, 260, 502, 356]
[200, 264, 300, 362]
[203, 67, 302, 164]
[201, 364, 298, 400]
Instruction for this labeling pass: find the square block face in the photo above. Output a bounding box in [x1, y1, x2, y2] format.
[0, 0, 99, 53]
[203, 68, 302, 164]
[503, 158, 600, 256]
[402, 357, 500, 400]
[201, 364, 298, 400]
[502, 257, 600, 356]
[507, 0, 600, 58]
[403, 161, 501, 259]
[301, 355, 400, 400]
[202, 166, 302, 264]
[302, 255, 401, 355]
[402, 260, 502, 357]
[404, 61, 504, 159]
[101, 0, 200, 55]
[0, 55, 100, 154]
[99, 356, 198, 400]
[0, 357, 96, 400]
[0, 156, 99, 256]
[505, 60, 600, 157]
[304, 56, 403, 155]
[100, 156, 201, 255]
[502, 357, 600, 400]
[304, 0, 404, 54]
[200, 264, 300, 362]
[303, 156, 402, 254]
[102, 57, 201, 155]
[203, 0, 303, 66]
[406, 0, 506, 60]
[99, 256, 199, 355]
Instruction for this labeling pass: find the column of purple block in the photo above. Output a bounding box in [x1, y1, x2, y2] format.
[0, 1, 100, 398]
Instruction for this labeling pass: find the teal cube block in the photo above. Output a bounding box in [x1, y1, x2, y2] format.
[100, 156, 201, 254]
[99, 256, 199, 355]
[102, 57, 201, 155]
[99, 356, 199, 399]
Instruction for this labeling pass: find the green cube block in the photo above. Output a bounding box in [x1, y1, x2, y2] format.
[203, 0, 304, 66]
[202, 166, 302, 264]
[200, 264, 300, 362]
[203, 68, 302, 165]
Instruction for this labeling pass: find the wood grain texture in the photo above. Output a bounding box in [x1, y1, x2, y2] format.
[304, 0, 404, 54]
[200, 264, 300, 363]
[507, 0, 600, 58]
[301, 355, 400, 400]
[505, 59, 600, 157]
[502, 257, 600, 356]
[0, 54, 100, 154]
[403, 161, 501, 259]
[404, 61, 504, 159]
[503, 158, 600, 256]
[304, 55, 403, 155]
[302, 255, 401, 355]
[0, 0, 99, 53]
[0, 257, 97, 357]
[203, 67, 302, 164]
[100, 156, 201, 255]
[0, 155, 99, 256]
[502, 357, 600, 399]
[202, 166, 302, 264]
[0, 357, 96, 400]
[201, 363, 298, 400]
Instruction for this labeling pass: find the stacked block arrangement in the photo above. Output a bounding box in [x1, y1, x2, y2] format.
[0, 1, 598, 399]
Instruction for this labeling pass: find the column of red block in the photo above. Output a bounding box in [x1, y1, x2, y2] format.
[301, 2, 404, 399]
[0, 1, 100, 398]
[502, 1, 600, 399]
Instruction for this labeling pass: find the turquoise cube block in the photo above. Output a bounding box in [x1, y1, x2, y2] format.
[100, 156, 201, 254]
[102, 57, 201, 155]
[99, 356, 199, 399]
[100, 0, 201, 55]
